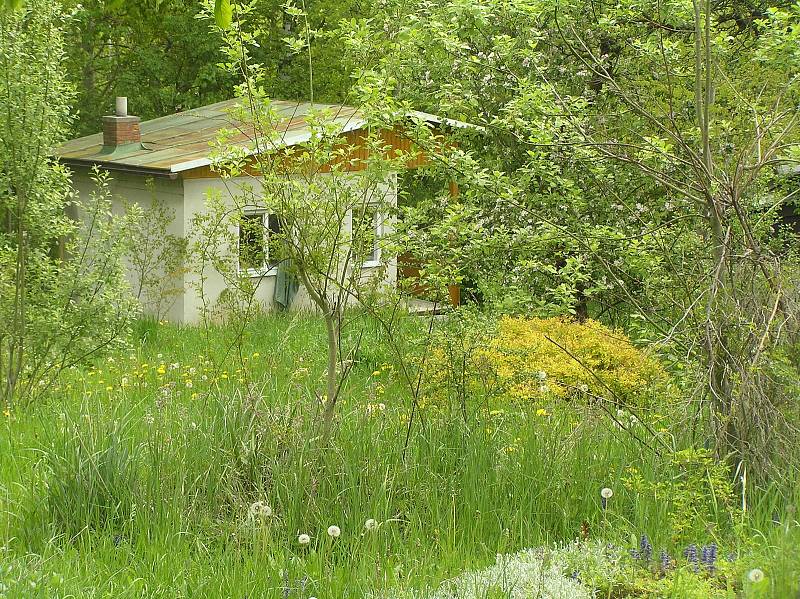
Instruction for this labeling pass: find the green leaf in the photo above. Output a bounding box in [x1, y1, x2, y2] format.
[3, 0, 24, 11]
[214, 0, 232, 29]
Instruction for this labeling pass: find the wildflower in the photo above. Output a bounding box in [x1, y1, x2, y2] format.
[372, 370, 381, 376]
[600, 487, 613, 510]
[169, 362, 180, 371]
[535, 408, 549, 417]
[105, 386, 113, 392]
[327, 525, 341, 538]
[248, 501, 272, 519]
[252, 352, 260, 358]
[748, 568, 764, 583]
[639, 534, 653, 562]
[364, 518, 378, 531]
[185, 380, 193, 389]
[536, 370, 547, 381]
[659, 549, 671, 572]
[3, 408, 10, 418]
[700, 543, 717, 573]
[157, 353, 163, 359]
[579, 383, 589, 393]
[121, 377, 129, 387]
[298, 534, 311, 545]
[684, 544, 699, 572]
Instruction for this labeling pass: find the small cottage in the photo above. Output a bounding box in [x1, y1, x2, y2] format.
[57, 98, 468, 323]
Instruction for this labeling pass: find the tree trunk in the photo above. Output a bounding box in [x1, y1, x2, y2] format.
[321, 309, 339, 442]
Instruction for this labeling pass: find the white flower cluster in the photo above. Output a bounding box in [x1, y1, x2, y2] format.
[374, 548, 591, 599]
[247, 501, 272, 520]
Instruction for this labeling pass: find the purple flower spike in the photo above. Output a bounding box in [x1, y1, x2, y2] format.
[639, 535, 653, 562]
[704, 543, 718, 574]
[684, 544, 699, 572]
[659, 549, 671, 572]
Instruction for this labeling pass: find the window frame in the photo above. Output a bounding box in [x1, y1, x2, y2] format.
[237, 210, 281, 277]
[352, 204, 384, 268]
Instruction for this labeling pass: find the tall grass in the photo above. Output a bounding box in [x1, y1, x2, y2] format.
[0, 313, 797, 597]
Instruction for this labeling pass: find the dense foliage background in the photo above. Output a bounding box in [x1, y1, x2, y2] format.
[1, 0, 799, 596]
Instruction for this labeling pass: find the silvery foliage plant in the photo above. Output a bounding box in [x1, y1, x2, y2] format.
[376, 548, 591, 599]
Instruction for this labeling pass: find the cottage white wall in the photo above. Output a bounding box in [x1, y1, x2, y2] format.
[181, 172, 398, 325]
[69, 168, 186, 323]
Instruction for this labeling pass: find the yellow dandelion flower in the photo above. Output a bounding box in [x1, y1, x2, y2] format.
[536, 408, 550, 417]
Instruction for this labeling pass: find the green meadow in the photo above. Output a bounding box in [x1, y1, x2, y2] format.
[1, 314, 797, 598]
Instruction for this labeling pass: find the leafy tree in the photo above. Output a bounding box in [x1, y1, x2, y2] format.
[0, 0, 138, 406]
[63, 0, 233, 134]
[193, 0, 421, 440]
[344, 0, 800, 472]
[62, 0, 364, 135]
[121, 183, 188, 321]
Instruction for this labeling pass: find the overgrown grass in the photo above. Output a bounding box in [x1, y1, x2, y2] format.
[0, 312, 797, 597]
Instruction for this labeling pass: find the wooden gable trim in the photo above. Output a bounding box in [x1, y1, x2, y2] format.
[180, 127, 433, 180]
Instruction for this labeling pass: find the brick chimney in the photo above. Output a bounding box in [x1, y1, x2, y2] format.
[102, 97, 141, 148]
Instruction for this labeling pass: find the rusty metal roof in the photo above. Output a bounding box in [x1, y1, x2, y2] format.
[57, 98, 474, 176]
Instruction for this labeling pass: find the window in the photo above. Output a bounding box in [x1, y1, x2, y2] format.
[352, 205, 381, 265]
[238, 211, 281, 274]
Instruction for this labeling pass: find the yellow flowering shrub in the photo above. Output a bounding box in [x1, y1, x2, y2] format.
[423, 315, 665, 409]
[480, 317, 665, 403]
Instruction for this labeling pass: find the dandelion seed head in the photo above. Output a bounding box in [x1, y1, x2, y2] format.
[327, 525, 341, 538]
[748, 568, 765, 583]
[248, 501, 272, 519]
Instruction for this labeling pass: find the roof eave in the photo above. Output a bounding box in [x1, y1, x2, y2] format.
[60, 157, 178, 179]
